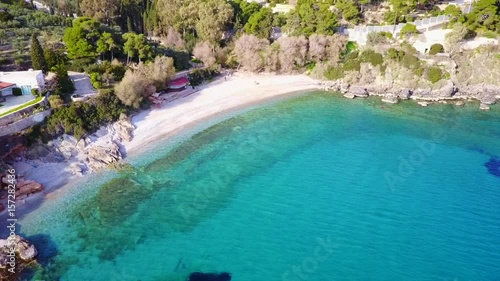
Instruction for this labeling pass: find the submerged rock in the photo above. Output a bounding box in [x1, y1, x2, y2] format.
[0, 235, 38, 280]
[188, 272, 231, 281]
[479, 103, 490, 111]
[343, 93, 355, 99]
[382, 94, 399, 104]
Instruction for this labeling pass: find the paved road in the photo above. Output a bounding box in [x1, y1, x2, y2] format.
[69, 72, 98, 97]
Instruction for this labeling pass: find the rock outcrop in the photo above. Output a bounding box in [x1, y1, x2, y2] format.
[113, 114, 135, 143]
[86, 142, 122, 171]
[0, 235, 37, 280]
[317, 79, 500, 108]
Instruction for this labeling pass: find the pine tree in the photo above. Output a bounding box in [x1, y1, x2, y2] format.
[30, 33, 48, 73]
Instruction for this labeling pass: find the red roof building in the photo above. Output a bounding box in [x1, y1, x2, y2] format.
[0, 81, 16, 96]
[168, 77, 189, 89]
[0, 81, 15, 90]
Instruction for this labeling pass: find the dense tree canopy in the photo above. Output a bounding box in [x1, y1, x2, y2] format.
[245, 8, 275, 39]
[285, 0, 338, 36]
[63, 17, 102, 59]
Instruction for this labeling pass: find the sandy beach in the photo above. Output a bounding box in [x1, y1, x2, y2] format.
[8, 73, 320, 213]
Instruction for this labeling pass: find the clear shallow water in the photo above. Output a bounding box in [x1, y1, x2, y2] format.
[15, 92, 500, 280]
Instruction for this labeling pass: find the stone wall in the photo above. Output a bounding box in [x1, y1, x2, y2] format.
[0, 97, 47, 127]
[0, 109, 52, 137]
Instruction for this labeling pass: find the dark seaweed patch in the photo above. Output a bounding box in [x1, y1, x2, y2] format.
[485, 158, 500, 177]
[188, 272, 231, 281]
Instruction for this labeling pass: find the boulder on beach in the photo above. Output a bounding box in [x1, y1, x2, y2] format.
[0, 235, 38, 280]
[15, 179, 43, 197]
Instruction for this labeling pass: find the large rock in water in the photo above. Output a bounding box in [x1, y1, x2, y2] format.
[86, 142, 122, 171]
[0, 235, 38, 280]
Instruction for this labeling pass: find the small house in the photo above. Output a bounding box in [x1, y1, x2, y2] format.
[168, 77, 190, 90]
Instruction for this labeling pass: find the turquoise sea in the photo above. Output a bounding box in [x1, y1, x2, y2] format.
[11, 91, 500, 280]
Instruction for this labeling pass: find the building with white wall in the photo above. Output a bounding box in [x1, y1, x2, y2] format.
[0, 69, 45, 96]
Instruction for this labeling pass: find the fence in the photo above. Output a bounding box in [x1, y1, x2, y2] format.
[341, 1, 474, 43]
[343, 15, 451, 43]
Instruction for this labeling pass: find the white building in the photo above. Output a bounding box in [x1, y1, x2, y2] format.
[0, 69, 45, 96]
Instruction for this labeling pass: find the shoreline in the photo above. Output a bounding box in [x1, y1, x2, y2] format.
[3, 72, 499, 219]
[3, 73, 320, 219]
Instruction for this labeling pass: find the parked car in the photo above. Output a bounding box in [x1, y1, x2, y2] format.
[71, 94, 89, 102]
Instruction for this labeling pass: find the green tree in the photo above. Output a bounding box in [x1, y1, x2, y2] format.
[30, 33, 48, 73]
[123, 32, 137, 64]
[336, 0, 360, 24]
[245, 8, 274, 39]
[196, 0, 234, 43]
[466, 0, 499, 31]
[63, 17, 102, 59]
[444, 5, 462, 19]
[122, 33, 152, 63]
[97, 32, 119, 60]
[400, 23, 419, 37]
[285, 0, 338, 36]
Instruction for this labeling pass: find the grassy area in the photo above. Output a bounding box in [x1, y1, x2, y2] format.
[0, 96, 44, 118]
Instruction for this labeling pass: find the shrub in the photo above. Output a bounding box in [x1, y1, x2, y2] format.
[482, 30, 498, 39]
[400, 24, 419, 38]
[427, 67, 443, 83]
[360, 50, 384, 66]
[343, 50, 359, 61]
[45, 89, 129, 139]
[48, 95, 64, 108]
[324, 66, 345, 80]
[428, 43, 445, 55]
[444, 5, 462, 19]
[366, 31, 393, 45]
[343, 58, 361, 72]
[12, 87, 22, 96]
[387, 48, 405, 60]
[401, 53, 421, 70]
[90, 72, 101, 89]
[31, 89, 39, 96]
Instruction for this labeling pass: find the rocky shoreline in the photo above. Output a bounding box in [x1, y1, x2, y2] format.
[317, 80, 500, 110]
[0, 235, 38, 280]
